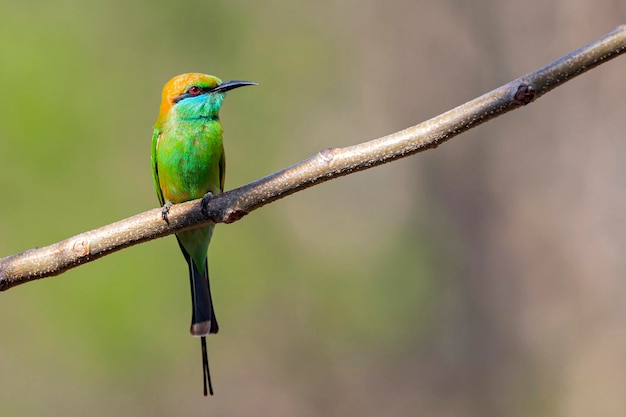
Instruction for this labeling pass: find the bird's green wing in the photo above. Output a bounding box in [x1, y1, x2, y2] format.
[151, 128, 165, 206]
[219, 148, 225, 193]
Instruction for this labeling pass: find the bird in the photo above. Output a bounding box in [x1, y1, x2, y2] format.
[151, 73, 256, 396]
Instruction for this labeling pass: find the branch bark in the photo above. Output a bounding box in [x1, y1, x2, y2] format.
[2, 25, 626, 291]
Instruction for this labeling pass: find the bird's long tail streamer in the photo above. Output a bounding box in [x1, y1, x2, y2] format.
[201, 336, 214, 396]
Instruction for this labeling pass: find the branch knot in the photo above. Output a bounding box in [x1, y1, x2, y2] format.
[514, 84, 536, 105]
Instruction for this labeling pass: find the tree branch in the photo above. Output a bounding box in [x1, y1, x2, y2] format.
[2, 25, 626, 291]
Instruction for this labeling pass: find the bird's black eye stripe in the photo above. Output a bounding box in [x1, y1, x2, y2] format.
[172, 86, 213, 103]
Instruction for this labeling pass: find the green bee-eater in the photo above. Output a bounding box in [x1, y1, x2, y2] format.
[151, 73, 256, 395]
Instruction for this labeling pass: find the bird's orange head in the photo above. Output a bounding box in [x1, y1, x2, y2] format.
[155, 73, 256, 127]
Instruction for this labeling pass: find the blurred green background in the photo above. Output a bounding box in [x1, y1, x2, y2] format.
[1, 0, 626, 416]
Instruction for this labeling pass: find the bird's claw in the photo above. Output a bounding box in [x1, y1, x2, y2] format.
[201, 192, 214, 220]
[161, 202, 173, 224]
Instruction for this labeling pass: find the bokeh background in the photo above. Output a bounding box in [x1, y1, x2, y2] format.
[1, 1, 626, 416]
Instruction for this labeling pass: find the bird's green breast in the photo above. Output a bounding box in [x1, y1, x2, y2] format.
[156, 117, 224, 204]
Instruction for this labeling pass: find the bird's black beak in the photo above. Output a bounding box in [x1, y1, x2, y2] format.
[212, 80, 258, 93]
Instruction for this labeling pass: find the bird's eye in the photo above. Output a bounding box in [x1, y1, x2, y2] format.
[188, 86, 202, 95]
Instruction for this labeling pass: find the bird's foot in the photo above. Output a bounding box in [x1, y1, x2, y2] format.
[161, 202, 173, 224]
[200, 192, 214, 220]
